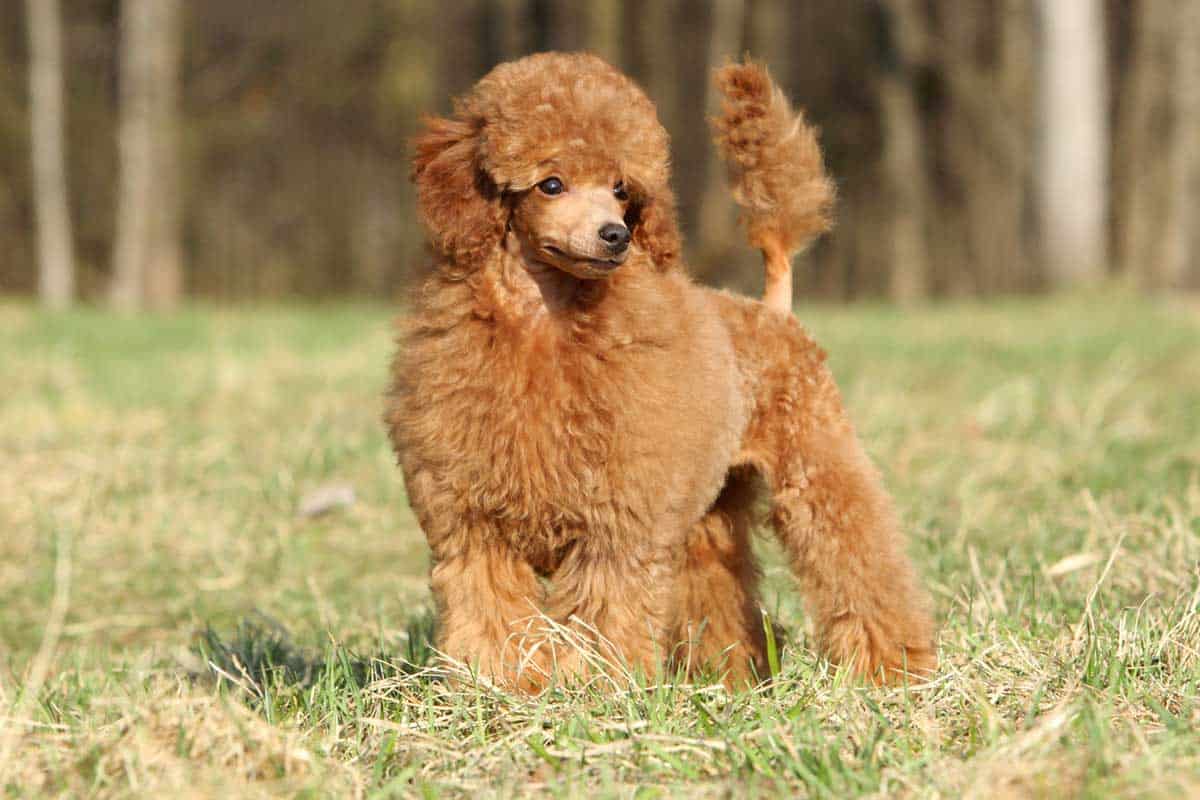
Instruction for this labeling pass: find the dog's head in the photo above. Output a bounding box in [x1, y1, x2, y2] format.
[411, 52, 682, 278]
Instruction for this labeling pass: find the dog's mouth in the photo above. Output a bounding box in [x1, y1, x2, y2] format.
[540, 244, 627, 274]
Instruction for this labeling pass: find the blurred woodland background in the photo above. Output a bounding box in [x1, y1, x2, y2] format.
[1, 0, 1198, 308]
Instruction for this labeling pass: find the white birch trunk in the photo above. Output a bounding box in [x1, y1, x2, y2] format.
[1037, 0, 1109, 285]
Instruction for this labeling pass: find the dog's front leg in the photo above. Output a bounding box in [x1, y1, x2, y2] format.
[540, 537, 678, 685]
[429, 536, 546, 690]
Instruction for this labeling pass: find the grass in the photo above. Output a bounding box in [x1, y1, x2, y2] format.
[1, 293, 1198, 797]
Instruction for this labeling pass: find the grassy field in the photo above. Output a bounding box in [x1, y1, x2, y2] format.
[1, 294, 1198, 798]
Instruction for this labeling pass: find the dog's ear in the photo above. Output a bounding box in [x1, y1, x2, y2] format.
[625, 186, 683, 271]
[411, 115, 505, 266]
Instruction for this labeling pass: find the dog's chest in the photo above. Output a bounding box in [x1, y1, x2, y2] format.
[393, 287, 746, 570]
[453, 334, 666, 553]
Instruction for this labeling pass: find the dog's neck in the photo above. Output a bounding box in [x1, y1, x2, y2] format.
[494, 232, 608, 319]
[517, 258, 584, 314]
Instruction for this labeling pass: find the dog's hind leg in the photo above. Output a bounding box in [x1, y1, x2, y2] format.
[671, 469, 767, 687]
[754, 418, 937, 684]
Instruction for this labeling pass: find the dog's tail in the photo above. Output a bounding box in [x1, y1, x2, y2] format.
[711, 60, 835, 314]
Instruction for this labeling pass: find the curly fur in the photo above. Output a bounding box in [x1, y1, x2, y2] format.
[711, 60, 835, 312]
[387, 52, 935, 690]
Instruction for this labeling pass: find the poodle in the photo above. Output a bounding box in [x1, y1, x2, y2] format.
[385, 52, 936, 689]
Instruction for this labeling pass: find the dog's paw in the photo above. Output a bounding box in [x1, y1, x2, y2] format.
[871, 641, 937, 685]
[822, 613, 937, 686]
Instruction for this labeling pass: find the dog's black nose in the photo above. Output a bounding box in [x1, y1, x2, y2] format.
[598, 223, 631, 253]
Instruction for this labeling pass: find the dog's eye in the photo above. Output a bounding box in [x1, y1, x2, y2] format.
[614, 181, 629, 202]
[537, 177, 564, 196]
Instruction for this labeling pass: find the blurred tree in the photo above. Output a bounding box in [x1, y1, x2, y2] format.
[932, 0, 1038, 296]
[873, 0, 934, 303]
[361, 0, 437, 296]
[695, 0, 746, 287]
[0, 6, 32, 294]
[747, 0, 788, 78]
[485, 0, 530, 61]
[1037, 0, 1108, 286]
[1174, 0, 1200, 289]
[531, 0, 584, 50]
[1113, 0, 1200, 289]
[25, 0, 75, 309]
[4, 1, 1198, 302]
[585, 0, 621, 63]
[110, 0, 183, 311]
[672, 0, 714, 250]
[620, 0, 679, 136]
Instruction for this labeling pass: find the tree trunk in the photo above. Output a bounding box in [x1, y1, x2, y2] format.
[996, 0, 1039, 292]
[747, 0, 790, 79]
[1163, 0, 1199, 288]
[110, 0, 183, 311]
[1037, 0, 1108, 286]
[26, 0, 75, 310]
[586, 0, 622, 65]
[1112, 0, 1190, 289]
[622, 0, 679, 116]
[487, 0, 528, 63]
[695, 0, 746, 285]
[876, 0, 933, 303]
[531, 0, 584, 51]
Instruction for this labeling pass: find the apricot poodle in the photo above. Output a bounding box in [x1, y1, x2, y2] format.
[385, 52, 936, 689]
